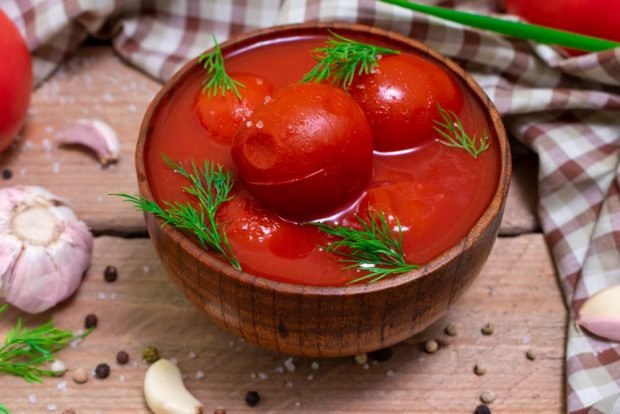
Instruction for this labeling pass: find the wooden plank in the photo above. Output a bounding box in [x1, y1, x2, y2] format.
[0, 46, 539, 236]
[0, 234, 566, 413]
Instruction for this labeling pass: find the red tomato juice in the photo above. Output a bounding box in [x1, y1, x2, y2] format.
[145, 35, 501, 286]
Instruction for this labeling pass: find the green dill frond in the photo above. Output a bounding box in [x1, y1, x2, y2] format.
[313, 211, 418, 284]
[434, 104, 490, 158]
[198, 35, 245, 99]
[302, 32, 400, 89]
[113, 156, 240, 270]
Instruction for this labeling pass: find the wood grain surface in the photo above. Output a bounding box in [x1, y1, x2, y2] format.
[0, 45, 563, 414]
[0, 235, 565, 414]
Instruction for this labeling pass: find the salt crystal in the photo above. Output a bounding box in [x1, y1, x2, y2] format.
[307, 374, 314, 381]
[522, 335, 531, 344]
[47, 403, 56, 412]
[170, 358, 178, 365]
[96, 196, 103, 202]
[363, 363, 370, 370]
[19, 167, 27, 176]
[143, 265, 150, 273]
[103, 93, 114, 102]
[131, 361, 138, 368]
[256, 120, 264, 129]
[52, 162, 61, 174]
[196, 370, 205, 379]
[70, 339, 82, 348]
[386, 369, 395, 377]
[284, 357, 295, 372]
[256, 78, 264, 85]
[110, 292, 118, 300]
[229, 340, 235, 347]
[250, 372, 257, 379]
[274, 366, 284, 374]
[119, 375, 125, 383]
[246, 120, 253, 128]
[57, 380, 67, 390]
[258, 372, 269, 380]
[45, 126, 54, 134]
[42, 138, 53, 152]
[128, 104, 137, 113]
[188, 351, 197, 359]
[295, 402, 301, 407]
[27, 394, 37, 403]
[285, 380, 294, 388]
[311, 361, 319, 370]
[98, 292, 107, 300]
[264, 96, 272, 105]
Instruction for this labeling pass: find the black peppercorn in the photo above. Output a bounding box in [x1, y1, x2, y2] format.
[245, 391, 260, 407]
[116, 351, 130, 365]
[2, 168, 13, 180]
[95, 363, 110, 379]
[369, 347, 393, 362]
[104, 265, 118, 282]
[84, 313, 98, 329]
[474, 404, 491, 414]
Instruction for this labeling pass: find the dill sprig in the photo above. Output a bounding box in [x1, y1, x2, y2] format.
[0, 304, 88, 383]
[313, 212, 418, 284]
[114, 156, 241, 270]
[302, 32, 400, 89]
[198, 35, 244, 99]
[434, 104, 490, 158]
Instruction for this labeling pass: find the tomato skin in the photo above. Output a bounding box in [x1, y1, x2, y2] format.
[194, 74, 272, 145]
[231, 83, 373, 221]
[504, 0, 620, 47]
[348, 54, 463, 153]
[0, 11, 32, 153]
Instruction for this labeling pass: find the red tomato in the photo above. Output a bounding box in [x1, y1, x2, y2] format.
[348, 54, 463, 153]
[504, 0, 620, 48]
[231, 83, 373, 221]
[194, 74, 272, 145]
[0, 11, 32, 153]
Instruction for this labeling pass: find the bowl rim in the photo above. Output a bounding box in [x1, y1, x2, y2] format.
[135, 21, 512, 297]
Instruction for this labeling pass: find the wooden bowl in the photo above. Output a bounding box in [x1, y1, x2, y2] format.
[135, 23, 511, 357]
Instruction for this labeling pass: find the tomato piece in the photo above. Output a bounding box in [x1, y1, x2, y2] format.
[0, 11, 32, 153]
[348, 54, 463, 153]
[194, 73, 272, 145]
[232, 83, 373, 221]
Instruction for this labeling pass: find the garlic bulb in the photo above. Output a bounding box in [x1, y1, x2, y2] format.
[577, 285, 620, 342]
[0, 186, 93, 313]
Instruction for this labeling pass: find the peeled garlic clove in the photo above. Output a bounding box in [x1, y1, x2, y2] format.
[57, 119, 120, 165]
[144, 359, 204, 414]
[577, 285, 620, 342]
[0, 186, 93, 313]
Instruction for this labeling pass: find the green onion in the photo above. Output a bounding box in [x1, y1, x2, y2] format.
[379, 0, 620, 52]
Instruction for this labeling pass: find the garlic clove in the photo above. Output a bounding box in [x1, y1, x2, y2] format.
[577, 285, 620, 342]
[0, 186, 93, 313]
[57, 119, 120, 165]
[144, 359, 204, 414]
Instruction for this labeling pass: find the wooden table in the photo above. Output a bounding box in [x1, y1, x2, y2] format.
[0, 46, 566, 414]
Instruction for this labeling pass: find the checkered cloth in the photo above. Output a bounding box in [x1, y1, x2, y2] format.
[2, 1, 619, 412]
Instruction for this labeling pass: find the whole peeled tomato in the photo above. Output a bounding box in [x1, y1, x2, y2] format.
[194, 74, 273, 145]
[504, 0, 620, 48]
[231, 83, 373, 221]
[0, 11, 32, 153]
[349, 53, 463, 153]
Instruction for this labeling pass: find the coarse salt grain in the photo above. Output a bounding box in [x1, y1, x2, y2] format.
[119, 375, 126, 383]
[98, 292, 107, 300]
[307, 374, 314, 381]
[258, 372, 269, 380]
[311, 361, 319, 370]
[295, 402, 301, 407]
[250, 372, 257, 379]
[284, 357, 295, 372]
[256, 120, 264, 129]
[47, 403, 56, 411]
[246, 120, 253, 128]
[170, 358, 178, 365]
[96, 196, 103, 202]
[28, 394, 37, 403]
[274, 366, 284, 374]
[264, 96, 272, 104]
[363, 363, 370, 370]
[189, 351, 197, 359]
[57, 380, 67, 390]
[52, 162, 61, 174]
[196, 370, 205, 379]
[143, 265, 150, 273]
[386, 369, 395, 377]
[229, 340, 235, 347]
[285, 380, 294, 388]
[131, 361, 138, 368]
[110, 292, 118, 300]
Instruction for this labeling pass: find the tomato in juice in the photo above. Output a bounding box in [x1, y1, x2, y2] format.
[145, 35, 501, 286]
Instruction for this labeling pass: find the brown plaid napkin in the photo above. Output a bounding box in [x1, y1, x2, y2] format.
[2, 0, 619, 412]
